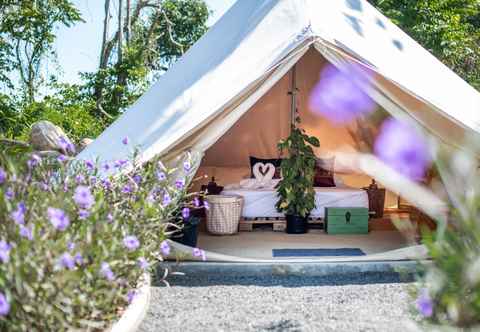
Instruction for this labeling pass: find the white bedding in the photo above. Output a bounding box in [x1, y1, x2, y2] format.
[221, 186, 369, 218]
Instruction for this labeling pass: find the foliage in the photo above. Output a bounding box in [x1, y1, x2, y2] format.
[369, 0, 480, 90]
[275, 119, 320, 218]
[0, 144, 204, 330]
[413, 143, 480, 328]
[0, 0, 82, 101]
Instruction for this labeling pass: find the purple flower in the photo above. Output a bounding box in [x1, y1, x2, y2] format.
[182, 207, 190, 219]
[138, 257, 149, 270]
[78, 209, 90, 220]
[193, 248, 207, 261]
[122, 184, 133, 194]
[133, 174, 142, 184]
[73, 186, 95, 209]
[416, 289, 434, 317]
[175, 179, 185, 190]
[0, 241, 11, 263]
[57, 154, 68, 163]
[58, 252, 75, 270]
[89, 176, 97, 185]
[10, 202, 25, 225]
[74, 252, 84, 265]
[107, 213, 114, 223]
[183, 161, 191, 173]
[0, 168, 6, 184]
[193, 197, 201, 208]
[4, 188, 14, 200]
[374, 119, 430, 181]
[127, 290, 137, 304]
[101, 178, 112, 190]
[157, 171, 166, 181]
[162, 193, 171, 207]
[75, 174, 85, 184]
[67, 242, 76, 251]
[47, 207, 70, 231]
[27, 154, 41, 168]
[102, 162, 111, 172]
[115, 159, 128, 168]
[160, 240, 170, 256]
[204, 201, 210, 211]
[122, 136, 129, 145]
[19, 224, 33, 240]
[0, 293, 9, 317]
[58, 136, 75, 154]
[100, 262, 115, 281]
[84, 160, 95, 171]
[309, 63, 376, 124]
[123, 235, 140, 251]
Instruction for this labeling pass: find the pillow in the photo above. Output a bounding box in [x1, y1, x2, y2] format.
[249, 156, 282, 179]
[314, 157, 335, 187]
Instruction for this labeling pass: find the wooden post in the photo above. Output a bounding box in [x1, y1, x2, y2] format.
[288, 65, 299, 130]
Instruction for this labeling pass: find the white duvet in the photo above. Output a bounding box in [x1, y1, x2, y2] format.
[222, 182, 369, 218]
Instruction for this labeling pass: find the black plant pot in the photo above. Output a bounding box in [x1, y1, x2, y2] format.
[286, 214, 308, 234]
[175, 217, 200, 247]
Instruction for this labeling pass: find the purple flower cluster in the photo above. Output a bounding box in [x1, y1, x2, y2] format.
[309, 64, 376, 124]
[27, 154, 41, 168]
[0, 167, 6, 184]
[58, 252, 75, 270]
[416, 289, 434, 317]
[100, 262, 115, 281]
[58, 136, 75, 154]
[19, 224, 33, 240]
[73, 186, 95, 209]
[160, 240, 170, 256]
[10, 202, 26, 225]
[0, 292, 9, 317]
[4, 188, 14, 200]
[84, 160, 95, 171]
[47, 207, 70, 231]
[193, 248, 206, 261]
[374, 119, 430, 181]
[175, 179, 185, 190]
[115, 159, 128, 169]
[123, 235, 140, 251]
[0, 241, 11, 263]
[162, 193, 172, 207]
[182, 207, 190, 219]
[138, 257, 149, 270]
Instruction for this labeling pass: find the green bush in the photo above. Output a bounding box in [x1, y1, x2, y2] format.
[0, 142, 204, 330]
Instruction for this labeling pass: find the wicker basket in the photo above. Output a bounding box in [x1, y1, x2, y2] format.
[205, 195, 244, 235]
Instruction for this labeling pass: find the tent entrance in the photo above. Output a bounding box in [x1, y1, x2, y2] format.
[184, 48, 434, 262]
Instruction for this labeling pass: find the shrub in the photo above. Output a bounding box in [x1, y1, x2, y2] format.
[0, 142, 204, 330]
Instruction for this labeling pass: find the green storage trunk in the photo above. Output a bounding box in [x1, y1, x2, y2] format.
[325, 207, 369, 234]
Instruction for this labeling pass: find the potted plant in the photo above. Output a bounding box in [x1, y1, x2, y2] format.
[276, 118, 320, 234]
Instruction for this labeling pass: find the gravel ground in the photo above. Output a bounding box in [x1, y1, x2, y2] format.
[139, 273, 421, 332]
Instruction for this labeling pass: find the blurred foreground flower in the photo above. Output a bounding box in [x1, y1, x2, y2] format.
[416, 289, 434, 318]
[374, 118, 430, 181]
[0, 293, 9, 317]
[309, 63, 376, 124]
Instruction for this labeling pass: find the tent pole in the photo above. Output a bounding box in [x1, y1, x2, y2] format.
[289, 64, 298, 130]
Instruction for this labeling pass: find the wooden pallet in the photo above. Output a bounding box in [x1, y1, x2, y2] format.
[239, 217, 324, 232]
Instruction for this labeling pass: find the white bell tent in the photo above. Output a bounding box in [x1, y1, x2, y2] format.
[77, 0, 480, 196]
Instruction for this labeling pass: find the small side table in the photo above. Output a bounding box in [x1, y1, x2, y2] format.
[363, 180, 386, 218]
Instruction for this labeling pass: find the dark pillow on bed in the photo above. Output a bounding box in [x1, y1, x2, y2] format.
[249, 156, 282, 179]
[314, 157, 335, 187]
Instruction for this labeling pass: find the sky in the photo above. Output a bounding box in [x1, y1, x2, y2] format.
[54, 0, 235, 84]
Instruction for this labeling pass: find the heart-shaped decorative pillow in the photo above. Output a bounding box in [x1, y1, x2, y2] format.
[253, 162, 275, 182]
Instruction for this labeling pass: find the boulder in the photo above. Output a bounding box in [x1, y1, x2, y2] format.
[29, 121, 73, 154]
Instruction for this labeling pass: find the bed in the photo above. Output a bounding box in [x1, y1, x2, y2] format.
[221, 184, 369, 219]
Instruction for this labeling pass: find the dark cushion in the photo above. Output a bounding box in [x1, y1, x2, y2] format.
[249, 156, 282, 179]
[314, 157, 335, 187]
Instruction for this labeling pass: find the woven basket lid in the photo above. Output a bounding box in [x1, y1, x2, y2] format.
[206, 195, 243, 203]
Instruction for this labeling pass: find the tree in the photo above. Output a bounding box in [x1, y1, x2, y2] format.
[369, 0, 480, 90]
[91, 0, 209, 119]
[0, 0, 82, 102]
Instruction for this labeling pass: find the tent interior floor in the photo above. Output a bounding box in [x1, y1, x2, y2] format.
[197, 218, 416, 261]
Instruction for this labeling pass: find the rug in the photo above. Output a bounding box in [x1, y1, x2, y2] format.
[272, 248, 366, 257]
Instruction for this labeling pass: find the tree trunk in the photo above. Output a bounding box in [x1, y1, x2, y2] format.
[112, 0, 124, 109]
[126, 0, 131, 45]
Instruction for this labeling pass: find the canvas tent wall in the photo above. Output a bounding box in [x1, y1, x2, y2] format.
[78, 0, 480, 195]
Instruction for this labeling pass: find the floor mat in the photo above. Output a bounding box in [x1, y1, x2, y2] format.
[272, 248, 366, 257]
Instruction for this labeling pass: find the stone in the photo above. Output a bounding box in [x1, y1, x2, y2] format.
[78, 138, 94, 152]
[29, 121, 73, 153]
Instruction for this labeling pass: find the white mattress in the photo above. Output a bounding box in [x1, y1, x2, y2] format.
[221, 187, 369, 218]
